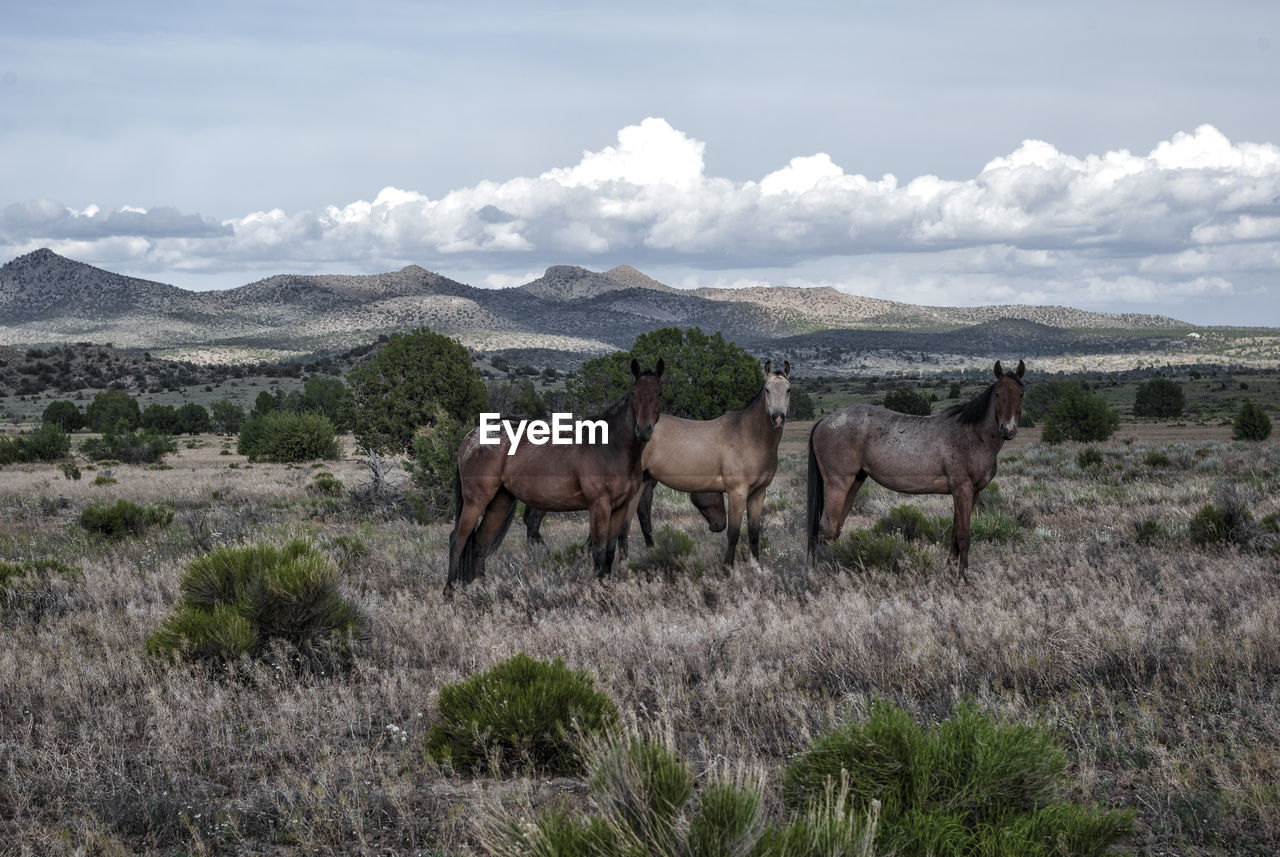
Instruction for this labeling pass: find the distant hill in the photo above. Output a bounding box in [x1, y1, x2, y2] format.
[0, 249, 1197, 370]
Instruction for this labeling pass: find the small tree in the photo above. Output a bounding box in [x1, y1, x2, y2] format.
[1133, 378, 1185, 419]
[175, 402, 212, 435]
[41, 400, 84, 432]
[85, 389, 141, 432]
[237, 411, 340, 462]
[300, 376, 353, 431]
[141, 403, 181, 433]
[346, 328, 487, 458]
[1233, 399, 1272, 441]
[209, 399, 246, 434]
[883, 387, 932, 416]
[1042, 386, 1119, 444]
[790, 388, 816, 420]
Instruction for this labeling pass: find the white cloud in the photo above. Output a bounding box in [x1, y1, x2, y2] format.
[3, 119, 1279, 319]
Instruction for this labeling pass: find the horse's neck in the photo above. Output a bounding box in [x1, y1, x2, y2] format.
[604, 395, 642, 459]
[976, 396, 1005, 451]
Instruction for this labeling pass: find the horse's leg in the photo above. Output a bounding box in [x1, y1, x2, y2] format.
[617, 485, 646, 567]
[745, 487, 768, 572]
[522, 504, 545, 546]
[692, 491, 727, 533]
[950, 482, 975, 580]
[636, 477, 657, 547]
[588, 496, 614, 579]
[723, 488, 747, 568]
[447, 495, 487, 591]
[819, 470, 866, 545]
[469, 490, 516, 581]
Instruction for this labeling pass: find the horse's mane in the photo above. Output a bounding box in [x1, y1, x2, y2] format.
[592, 368, 661, 424]
[942, 374, 1024, 426]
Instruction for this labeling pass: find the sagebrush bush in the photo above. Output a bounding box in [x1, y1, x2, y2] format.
[1144, 450, 1172, 468]
[1187, 487, 1273, 552]
[1134, 517, 1163, 545]
[0, 424, 71, 464]
[146, 538, 363, 667]
[971, 510, 1024, 544]
[780, 699, 1133, 857]
[829, 529, 929, 574]
[1077, 447, 1104, 469]
[872, 504, 947, 543]
[425, 653, 619, 776]
[308, 471, 344, 496]
[237, 411, 340, 462]
[80, 499, 172, 539]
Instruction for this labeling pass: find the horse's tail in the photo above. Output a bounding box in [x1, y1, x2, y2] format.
[806, 423, 824, 560]
[486, 493, 520, 558]
[450, 471, 478, 585]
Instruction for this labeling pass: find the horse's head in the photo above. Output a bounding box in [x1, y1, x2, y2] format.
[993, 359, 1026, 440]
[763, 359, 791, 430]
[629, 357, 664, 442]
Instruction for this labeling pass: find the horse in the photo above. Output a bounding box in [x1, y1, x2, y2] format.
[520, 485, 727, 547]
[446, 358, 663, 591]
[806, 360, 1025, 575]
[630, 360, 791, 569]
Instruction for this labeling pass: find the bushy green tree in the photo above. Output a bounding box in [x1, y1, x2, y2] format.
[299, 376, 352, 431]
[345, 328, 487, 457]
[407, 406, 471, 521]
[1133, 377, 1185, 419]
[883, 387, 932, 416]
[80, 426, 177, 464]
[41, 400, 84, 432]
[790, 388, 816, 420]
[0, 424, 71, 464]
[1233, 398, 1272, 441]
[1041, 387, 1119, 444]
[85, 389, 141, 432]
[175, 402, 212, 435]
[209, 399, 246, 434]
[565, 327, 761, 418]
[141, 403, 181, 433]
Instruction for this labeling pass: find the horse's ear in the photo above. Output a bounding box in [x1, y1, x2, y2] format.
[763, 359, 772, 376]
[782, 360, 791, 378]
[655, 358, 664, 378]
[993, 360, 1003, 380]
[631, 358, 641, 379]
[1015, 359, 1025, 379]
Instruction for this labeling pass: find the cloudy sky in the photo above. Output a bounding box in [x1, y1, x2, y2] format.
[3, 1, 1279, 324]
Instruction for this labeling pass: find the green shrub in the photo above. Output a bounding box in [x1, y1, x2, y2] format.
[883, 388, 932, 416]
[1144, 450, 1172, 468]
[790, 388, 816, 420]
[873, 504, 947, 543]
[425, 653, 619, 776]
[80, 499, 172, 539]
[781, 699, 1133, 857]
[85, 389, 141, 432]
[0, 557, 81, 618]
[1188, 503, 1229, 546]
[92, 474, 117, 486]
[830, 529, 929, 574]
[971, 511, 1024, 543]
[1134, 518, 1163, 545]
[1133, 378, 1185, 419]
[1261, 512, 1279, 535]
[209, 399, 246, 434]
[480, 732, 776, 857]
[237, 410, 340, 462]
[628, 524, 698, 577]
[0, 425, 71, 464]
[41, 400, 84, 432]
[146, 539, 363, 667]
[80, 427, 176, 464]
[308, 471, 344, 496]
[1076, 447, 1104, 469]
[1042, 387, 1119, 444]
[1233, 399, 1272, 441]
[406, 407, 470, 521]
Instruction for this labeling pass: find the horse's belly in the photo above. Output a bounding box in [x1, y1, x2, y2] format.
[503, 473, 589, 511]
[870, 472, 949, 495]
[652, 466, 726, 494]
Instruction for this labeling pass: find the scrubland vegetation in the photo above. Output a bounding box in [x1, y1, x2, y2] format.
[1, 422, 1278, 855]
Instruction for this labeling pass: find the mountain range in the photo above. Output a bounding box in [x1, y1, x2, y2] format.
[0, 249, 1194, 369]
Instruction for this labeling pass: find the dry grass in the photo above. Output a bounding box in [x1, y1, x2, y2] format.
[1, 429, 1278, 855]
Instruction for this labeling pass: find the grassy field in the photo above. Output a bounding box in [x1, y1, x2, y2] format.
[2, 420, 1279, 855]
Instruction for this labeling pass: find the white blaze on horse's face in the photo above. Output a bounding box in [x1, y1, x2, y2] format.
[762, 359, 791, 430]
[993, 359, 1026, 440]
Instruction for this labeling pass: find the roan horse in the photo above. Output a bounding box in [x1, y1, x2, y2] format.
[447, 359, 663, 591]
[632, 360, 791, 569]
[807, 360, 1025, 574]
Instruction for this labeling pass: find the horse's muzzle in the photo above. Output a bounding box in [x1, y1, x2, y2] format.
[772, 413, 786, 430]
[1001, 423, 1018, 440]
[636, 425, 654, 442]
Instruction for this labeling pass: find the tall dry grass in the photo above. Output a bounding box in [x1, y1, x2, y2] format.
[1, 434, 1278, 854]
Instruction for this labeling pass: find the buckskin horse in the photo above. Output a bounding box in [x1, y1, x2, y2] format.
[807, 360, 1025, 575]
[631, 360, 791, 569]
[447, 358, 663, 591]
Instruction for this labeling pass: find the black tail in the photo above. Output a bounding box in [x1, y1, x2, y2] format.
[806, 424, 824, 560]
[486, 492, 520, 558]
[448, 473, 475, 585]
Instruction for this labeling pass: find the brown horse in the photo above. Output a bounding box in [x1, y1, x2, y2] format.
[807, 360, 1025, 574]
[631, 360, 791, 568]
[447, 358, 663, 590]
[521, 485, 726, 547]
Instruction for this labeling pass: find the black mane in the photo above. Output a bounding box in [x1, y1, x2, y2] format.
[943, 374, 1024, 426]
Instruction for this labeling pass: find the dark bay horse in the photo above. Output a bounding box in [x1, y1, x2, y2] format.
[447, 358, 663, 590]
[633, 360, 791, 569]
[521, 485, 726, 547]
[807, 360, 1025, 574]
